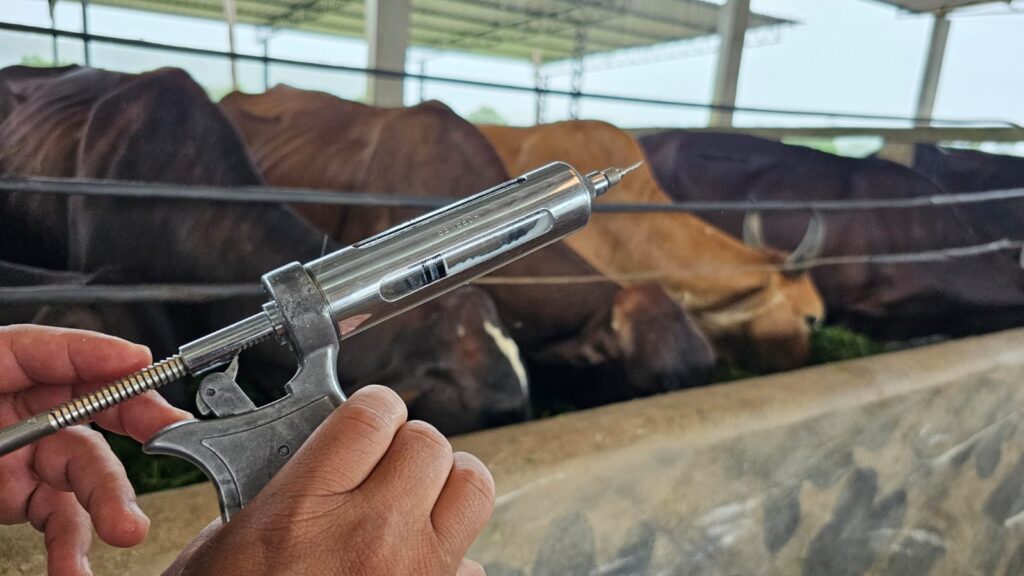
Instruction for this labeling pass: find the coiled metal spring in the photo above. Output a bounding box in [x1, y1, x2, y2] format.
[49, 355, 189, 429]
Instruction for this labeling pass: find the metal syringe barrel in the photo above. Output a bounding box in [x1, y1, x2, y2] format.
[0, 161, 605, 457]
[305, 161, 596, 341]
[179, 161, 598, 372]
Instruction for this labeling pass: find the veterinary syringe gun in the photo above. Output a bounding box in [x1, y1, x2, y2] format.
[0, 160, 640, 521]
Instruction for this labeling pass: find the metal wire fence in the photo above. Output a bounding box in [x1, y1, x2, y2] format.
[4, 176, 1024, 304]
[6, 175, 1024, 212]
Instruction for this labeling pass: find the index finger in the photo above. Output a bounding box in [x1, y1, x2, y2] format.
[0, 325, 152, 394]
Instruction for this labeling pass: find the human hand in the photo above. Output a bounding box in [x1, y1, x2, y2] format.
[0, 324, 192, 576]
[165, 385, 495, 576]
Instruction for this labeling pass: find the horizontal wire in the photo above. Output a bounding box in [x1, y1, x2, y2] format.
[5, 176, 1024, 212]
[2, 239, 1019, 303]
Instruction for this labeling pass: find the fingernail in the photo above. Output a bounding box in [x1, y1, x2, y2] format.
[130, 501, 148, 521]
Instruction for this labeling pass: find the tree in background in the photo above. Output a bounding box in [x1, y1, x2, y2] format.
[467, 106, 508, 125]
[21, 54, 69, 67]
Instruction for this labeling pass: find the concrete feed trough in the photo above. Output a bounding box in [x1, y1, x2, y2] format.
[4, 329, 1024, 575]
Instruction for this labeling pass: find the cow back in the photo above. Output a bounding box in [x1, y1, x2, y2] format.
[219, 87, 716, 396]
[221, 87, 627, 348]
[913, 144, 1024, 193]
[221, 86, 509, 241]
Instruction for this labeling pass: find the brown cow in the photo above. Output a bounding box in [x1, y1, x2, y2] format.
[220, 86, 716, 404]
[480, 121, 825, 371]
[0, 65, 527, 434]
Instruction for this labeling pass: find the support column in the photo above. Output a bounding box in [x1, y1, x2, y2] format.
[709, 0, 750, 128]
[262, 35, 270, 90]
[418, 60, 426, 103]
[916, 11, 950, 126]
[80, 0, 91, 66]
[257, 25, 273, 91]
[365, 0, 410, 107]
[569, 27, 586, 120]
[223, 0, 238, 91]
[48, 1, 59, 65]
[532, 49, 545, 125]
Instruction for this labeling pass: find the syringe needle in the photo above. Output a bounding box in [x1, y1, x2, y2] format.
[620, 160, 643, 176]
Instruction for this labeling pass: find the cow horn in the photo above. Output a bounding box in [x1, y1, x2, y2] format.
[742, 211, 767, 248]
[786, 211, 827, 264]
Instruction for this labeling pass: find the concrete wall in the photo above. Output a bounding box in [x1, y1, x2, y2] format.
[5, 329, 1024, 575]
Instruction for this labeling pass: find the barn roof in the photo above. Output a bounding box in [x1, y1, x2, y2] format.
[86, 0, 794, 62]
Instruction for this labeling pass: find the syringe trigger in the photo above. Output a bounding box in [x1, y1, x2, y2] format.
[196, 356, 254, 417]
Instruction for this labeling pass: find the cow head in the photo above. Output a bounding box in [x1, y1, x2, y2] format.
[696, 264, 823, 372]
[697, 218, 826, 372]
[367, 287, 530, 436]
[609, 284, 716, 395]
[736, 210, 828, 369]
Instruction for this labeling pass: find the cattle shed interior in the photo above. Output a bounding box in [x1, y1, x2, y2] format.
[5, 0, 1024, 574]
[82, 0, 793, 62]
[20, 0, 1021, 142]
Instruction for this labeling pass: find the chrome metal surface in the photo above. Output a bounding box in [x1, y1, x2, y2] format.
[306, 162, 597, 340]
[0, 356, 188, 455]
[0, 161, 631, 461]
[0, 415, 56, 455]
[179, 313, 275, 374]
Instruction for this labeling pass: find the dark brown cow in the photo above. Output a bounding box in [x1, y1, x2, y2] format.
[0, 65, 526, 434]
[220, 86, 715, 405]
[908, 144, 1024, 250]
[912, 144, 1024, 193]
[640, 130, 1024, 339]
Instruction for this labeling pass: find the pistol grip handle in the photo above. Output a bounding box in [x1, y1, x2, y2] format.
[144, 348, 344, 522]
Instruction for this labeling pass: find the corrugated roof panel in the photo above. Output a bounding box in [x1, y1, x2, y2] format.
[86, 0, 796, 62]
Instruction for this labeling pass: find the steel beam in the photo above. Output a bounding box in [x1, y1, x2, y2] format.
[365, 0, 409, 107]
[709, 0, 750, 127]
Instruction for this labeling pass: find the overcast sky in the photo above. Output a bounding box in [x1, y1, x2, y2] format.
[1, 0, 1021, 138]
